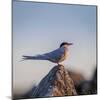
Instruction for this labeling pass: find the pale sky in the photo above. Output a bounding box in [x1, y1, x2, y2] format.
[13, 1, 96, 95]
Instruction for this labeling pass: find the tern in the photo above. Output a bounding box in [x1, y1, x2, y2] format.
[22, 42, 73, 65]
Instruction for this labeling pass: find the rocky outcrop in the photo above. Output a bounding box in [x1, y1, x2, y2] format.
[30, 64, 77, 98]
[13, 65, 97, 99]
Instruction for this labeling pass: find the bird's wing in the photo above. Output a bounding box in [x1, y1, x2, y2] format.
[22, 47, 65, 61]
[43, 47, 64, 61]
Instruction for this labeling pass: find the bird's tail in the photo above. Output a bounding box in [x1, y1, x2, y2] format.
[22, 55, 47, 61]
[22, 55, 35, 60]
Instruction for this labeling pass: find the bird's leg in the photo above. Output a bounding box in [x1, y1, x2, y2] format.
[57, 62, 60, 66]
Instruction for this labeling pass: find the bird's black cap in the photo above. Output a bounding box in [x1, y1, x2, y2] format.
[60, 42, 73, 47]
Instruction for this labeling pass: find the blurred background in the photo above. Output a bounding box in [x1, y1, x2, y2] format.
[13, 1, 97, 97]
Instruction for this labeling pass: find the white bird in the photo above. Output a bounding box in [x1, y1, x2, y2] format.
[22, 42, 73, 65]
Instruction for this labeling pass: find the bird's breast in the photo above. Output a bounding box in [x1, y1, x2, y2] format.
[59, 48, 69, 62]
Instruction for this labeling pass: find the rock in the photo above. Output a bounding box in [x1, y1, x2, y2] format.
[31, 64, 77, 98]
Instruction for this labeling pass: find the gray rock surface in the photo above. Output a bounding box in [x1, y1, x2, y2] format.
[31, 64, 77, 98]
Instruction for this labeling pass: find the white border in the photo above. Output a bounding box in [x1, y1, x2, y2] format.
[0, 0, 99, 100]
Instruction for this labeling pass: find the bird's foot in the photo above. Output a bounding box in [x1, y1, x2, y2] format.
[57, 63, 61, 66]
[57, 63, 63, 66]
